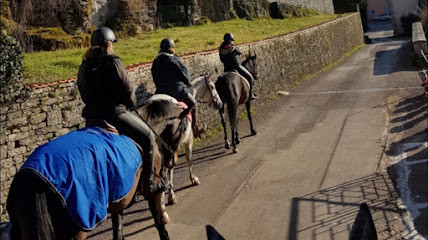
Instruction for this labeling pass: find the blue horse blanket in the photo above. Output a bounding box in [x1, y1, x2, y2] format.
[20, 127, 142, 230]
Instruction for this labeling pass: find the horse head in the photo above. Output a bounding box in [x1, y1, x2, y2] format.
[137, 98, 186, 169]
[192, 75, 223, 109]
[242, 53, 259, 80]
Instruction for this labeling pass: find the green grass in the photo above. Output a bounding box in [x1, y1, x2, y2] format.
[23, 14, 343, 84]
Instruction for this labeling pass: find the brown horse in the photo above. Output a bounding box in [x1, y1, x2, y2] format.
[6, 99, 185, 240]
[215, 54, 259, 153]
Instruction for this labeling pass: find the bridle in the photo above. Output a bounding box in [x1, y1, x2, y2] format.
[165, 114, 187, 168]
[133, 108, 186, 168]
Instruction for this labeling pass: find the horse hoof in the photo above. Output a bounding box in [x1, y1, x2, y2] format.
[251, 130, 257, 136]
[192, 177, 201, 185]
[168, 195, 177, 205]
[225, 141, 230, 149]
[162, 212, 171, 224]
[232, 147, 238, 153]
[236, 138, 241, 145]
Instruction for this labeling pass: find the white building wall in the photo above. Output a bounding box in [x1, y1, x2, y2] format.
[389, 0, 418, 34]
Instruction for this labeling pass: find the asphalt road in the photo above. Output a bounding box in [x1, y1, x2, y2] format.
[88, 20, 427, 240]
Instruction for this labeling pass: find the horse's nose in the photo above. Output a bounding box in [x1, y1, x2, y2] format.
[215, 100, 223, 109]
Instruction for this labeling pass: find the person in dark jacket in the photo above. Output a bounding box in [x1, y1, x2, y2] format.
[151, 38, 202, 135]
[77, 27, 161, 194]
[219, 33, 257, 99]
[151, 38, 196, 115]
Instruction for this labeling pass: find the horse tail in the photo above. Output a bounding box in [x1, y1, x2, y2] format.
[8, 171, 57, 240]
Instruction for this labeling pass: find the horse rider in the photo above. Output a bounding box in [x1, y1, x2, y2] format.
[219, 33, 257, 99]
[151, 38, 203, 136]
[77, 27, 162, 194]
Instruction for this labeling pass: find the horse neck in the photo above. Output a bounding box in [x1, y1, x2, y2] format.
[191, 77, 206, 101]
[242, 59, 252, 72]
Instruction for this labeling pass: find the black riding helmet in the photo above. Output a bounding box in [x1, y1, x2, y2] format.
[91, 27, 117, 46]
[223, 33, 234, 42]
[160, 38, 175, 52]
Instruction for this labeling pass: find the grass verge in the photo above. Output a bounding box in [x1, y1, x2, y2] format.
[23, 14, 343, 84]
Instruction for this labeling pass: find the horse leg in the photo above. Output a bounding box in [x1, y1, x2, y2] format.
[147, 193, 170, 240]
[219, 107, 230, 149]
[229, 103, 240, 153]
[111, 212, 124, 240]
[186, 133, 200, 185]
[166, 168, 177, 205]
[245, 100, 257, 135]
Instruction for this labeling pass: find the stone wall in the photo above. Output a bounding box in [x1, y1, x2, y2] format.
[267, 0, 335, 14]
[0, 13, 363, 219]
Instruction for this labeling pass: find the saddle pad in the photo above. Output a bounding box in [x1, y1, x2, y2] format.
[20, 127, 142, 230]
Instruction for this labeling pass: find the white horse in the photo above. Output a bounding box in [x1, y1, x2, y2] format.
[146, 75, 222, 223]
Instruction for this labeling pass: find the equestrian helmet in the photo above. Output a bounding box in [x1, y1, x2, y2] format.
[160, 38, 175, 51]
[91, 27, 117, 46]
[223, 33, 234, 42]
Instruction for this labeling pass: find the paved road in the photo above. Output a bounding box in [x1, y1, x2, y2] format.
[88, 20, 427, 240]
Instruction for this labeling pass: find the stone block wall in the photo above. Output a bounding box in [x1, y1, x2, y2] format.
[0, 12, 363, 219]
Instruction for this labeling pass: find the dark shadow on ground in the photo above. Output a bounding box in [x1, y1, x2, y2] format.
[385, 94, 428, 237]
[287, 173, 411, 240]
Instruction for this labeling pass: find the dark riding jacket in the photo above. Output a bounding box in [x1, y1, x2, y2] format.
[77, 54, 134, 121]
[219, 41, 242, 72]
[151, 52, 191, 100]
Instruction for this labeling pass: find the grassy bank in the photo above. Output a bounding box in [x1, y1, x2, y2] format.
[24, 14, 343, 84]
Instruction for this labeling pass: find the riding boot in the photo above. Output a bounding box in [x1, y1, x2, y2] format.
[238, 65, 257, 99]
[249, 83, 257, 100]
[180, 92, 196, 118]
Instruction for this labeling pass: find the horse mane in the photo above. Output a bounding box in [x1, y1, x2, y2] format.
[141, 99, 180, 125]
[135, 83, 153, 108]
[191, 76, 205, 86]
[241, 54, 255, 67]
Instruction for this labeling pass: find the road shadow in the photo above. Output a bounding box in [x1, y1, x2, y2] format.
[388, 95, 427, 134]
[288, 173, 411, 240]
[385, 94, 428, 237]
[373, 41, 418, 76]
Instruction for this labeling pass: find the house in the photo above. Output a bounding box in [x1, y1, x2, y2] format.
[367, 0, 390, 20]
[387, 0, 418, 34]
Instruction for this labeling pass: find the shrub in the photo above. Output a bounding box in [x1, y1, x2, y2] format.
[333, 0, 367, 13]
[401, 12, 421, 36]
[0, 34, 25, 102]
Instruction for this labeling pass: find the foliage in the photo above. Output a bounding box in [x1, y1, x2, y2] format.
[0, 34, 24, 95]
[23, 14, 340, 84]
[418, 4, 428, 37]
[270, 2, 319, 19]
[233, 0, 270, 19]
[400, 12, 421, 36]
[157, 0, 200, 27]
[333, 0, 367, 13]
